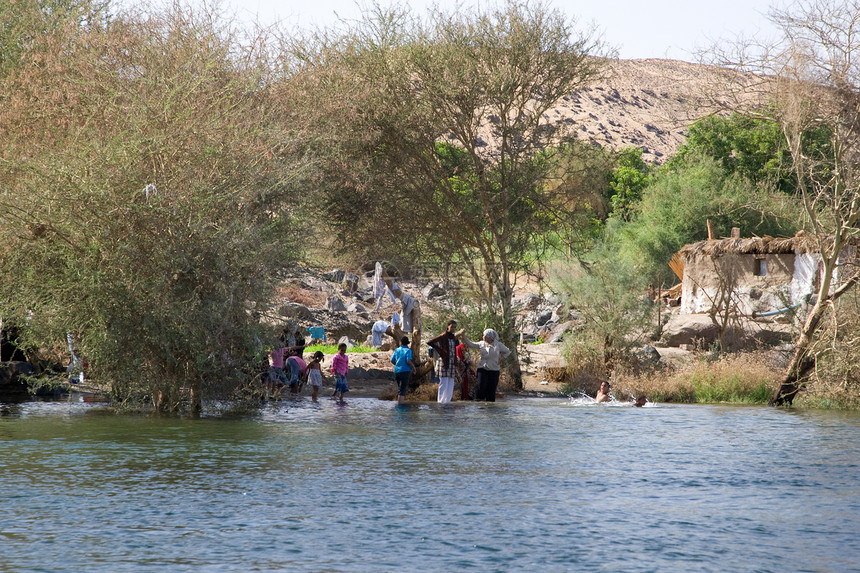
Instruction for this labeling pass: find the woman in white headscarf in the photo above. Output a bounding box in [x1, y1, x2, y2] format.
[458, 328, 510, 402]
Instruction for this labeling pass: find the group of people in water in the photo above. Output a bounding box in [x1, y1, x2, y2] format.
[425, 319, 511, 404]
[390, 318, 512, 405]
[265, 318, 512, 405]
[265, 336, 350, 403]
[267, 320, 647, 406]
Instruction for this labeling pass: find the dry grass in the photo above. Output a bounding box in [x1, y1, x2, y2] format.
[393, 383, 470, 402]
[277, 283, 327, 308]
[561, 350, 781, 404]
[378, 387, 398, 401]
[794, 386, 860, 409]
[612, 351, 780, 404]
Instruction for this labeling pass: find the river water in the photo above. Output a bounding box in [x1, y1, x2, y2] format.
[1, 397, 859, 572]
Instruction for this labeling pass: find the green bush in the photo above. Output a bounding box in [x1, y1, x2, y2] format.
[304, 343, 377, 354]
[614, 154, 802, 285]
[690, 373, 772, 404]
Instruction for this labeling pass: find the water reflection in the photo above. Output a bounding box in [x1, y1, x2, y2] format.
[1, 398, 859, 572]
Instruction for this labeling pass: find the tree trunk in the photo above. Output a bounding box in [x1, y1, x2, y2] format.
[507, 345, 523, 390]
[380, 269, 422, 359]
[771, 294, 828, 405]
[500, 294, 523, 391]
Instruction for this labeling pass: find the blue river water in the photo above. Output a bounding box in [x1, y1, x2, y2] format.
[1, 397, 859, 572]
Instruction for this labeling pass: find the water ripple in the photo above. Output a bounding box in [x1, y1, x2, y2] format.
[1, 399, 859, 571]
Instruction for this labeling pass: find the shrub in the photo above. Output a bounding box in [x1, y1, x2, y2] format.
[793, 288, 860, 409]
[608, 351, 781, 404]
[614, 154, 802, 286]
[553, 243, 656, 391]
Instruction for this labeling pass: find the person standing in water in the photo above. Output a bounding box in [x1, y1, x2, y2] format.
[458, 328, 510, 402]
[267, 337, 289, 397]
[428, 320, 459, 404]
[456, 341, 475, 401]
[331, 343, 349, 402]
[390, 336, 416, 404]
[305, 351, 328, 402]
[285, 354, 307, 397]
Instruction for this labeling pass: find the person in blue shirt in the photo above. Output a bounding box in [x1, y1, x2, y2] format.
[390, 336, 416, 404]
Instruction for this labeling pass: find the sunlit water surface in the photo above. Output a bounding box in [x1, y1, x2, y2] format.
[1, 397, 859, 572]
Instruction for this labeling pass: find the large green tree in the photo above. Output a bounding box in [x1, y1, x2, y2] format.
[285, 0, 610, 387]
[0, 1, 299, 410]
[669, 112, 831, 195]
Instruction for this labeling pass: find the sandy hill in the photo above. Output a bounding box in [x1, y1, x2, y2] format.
[559, 58, 725, 163]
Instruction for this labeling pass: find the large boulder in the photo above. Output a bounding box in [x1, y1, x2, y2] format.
[660, 314, 718, 347]
[325, 296, 348, 312]
[661, 313, 793, 350]
[422, 282, 447, 299]
[279, 302, 313, 321]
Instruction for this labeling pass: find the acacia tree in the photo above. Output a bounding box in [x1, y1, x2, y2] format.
[284, 1, 610, 388]
[0, 1, 299, 410]
[706, 0, 860, 404]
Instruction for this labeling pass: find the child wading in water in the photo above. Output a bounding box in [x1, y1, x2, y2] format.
[330, 343, 349, 402]
[390, 336, 416, 404]
[305, 351, 328, 402]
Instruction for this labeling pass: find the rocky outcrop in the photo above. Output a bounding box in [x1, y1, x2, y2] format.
[659, 312, 794, 350]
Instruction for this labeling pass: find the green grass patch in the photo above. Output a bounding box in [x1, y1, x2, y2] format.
[690, 372, 772, 404]
[304, 343, 378, 354]
[575, 350, 782, 405]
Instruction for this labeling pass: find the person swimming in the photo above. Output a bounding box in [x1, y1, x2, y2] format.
[595, 381, 612, 403]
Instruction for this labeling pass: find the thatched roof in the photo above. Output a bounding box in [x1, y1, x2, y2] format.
[678, 231, 858, 258]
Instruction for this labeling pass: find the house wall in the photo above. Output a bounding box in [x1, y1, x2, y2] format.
[681, 252, 802, 315]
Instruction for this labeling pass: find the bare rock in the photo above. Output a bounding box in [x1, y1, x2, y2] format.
[325, 296, 347, 312]
[634, 345, 661, 364]
[536, 310, 554, 327]
[344, 273, 360, 293]
[521, 294, 542, 310]
[421, 282, 447, 299]
[545, 320, 575, 343]
[324, 269, 347, 283]
[660, 314, 718, 347]
[279, 302, 313, 321]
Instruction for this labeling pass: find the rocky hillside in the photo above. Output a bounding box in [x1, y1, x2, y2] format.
[555, 58, 730, 163]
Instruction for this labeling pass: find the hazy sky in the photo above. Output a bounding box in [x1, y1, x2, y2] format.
[216, 0, 785, 61]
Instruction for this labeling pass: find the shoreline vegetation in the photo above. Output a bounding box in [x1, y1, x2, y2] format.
[26, 346, 853, 410]
[2, 0, 858, 412]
